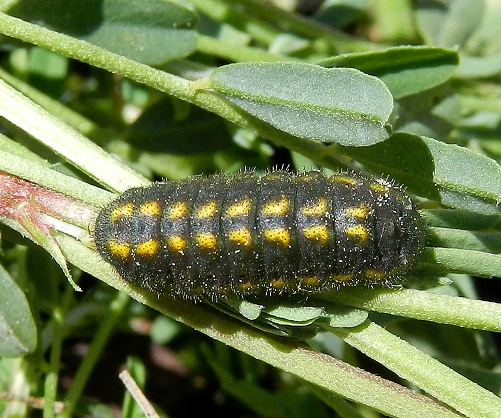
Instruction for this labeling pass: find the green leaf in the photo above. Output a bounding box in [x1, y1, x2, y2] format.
[237, 299, 265, 321]
[319, 46, 459, 98]
[0, 78, 147, 193]
[121, 356, 147, 418]
[207, 62, 393, 147]
[343, 133, 501, 214]
[315, 0, 366, 29]
[428, 228, 501, 253]
[320, 304, 368, 328]
[456, 53, 501, 79]
[263, 304, 323, 326]
[415, 0, 484, 48]
[421, 209, 500, 230]
[322, 286, 501, 332]
[427, 248, 501, 279]
[0, 263, 37, 357]
[7, 0, 198, 64]
[331, 320, 501, 418]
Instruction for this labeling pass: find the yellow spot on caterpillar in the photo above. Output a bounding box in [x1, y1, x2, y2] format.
[345, 225, 369, 242]
[262, 196, 289, 216]
[168, 202, 188, 219]
[238, 282, 256, 292]
[196, 201, 218, 218]
[167, 236, 187, 253]
[195, 232, 217, 251]
[263, 228, 290, 247]
[301, 198, 328, 216]
[135, 240, 160, 257]
[226, 198, 252, 217]
[302, 225, 329, 244]
[139, 201, 162, 217]
[228, 228, 252, 247]
[110, 203, 134, 222]
[365, 269, 387, 281]
[330, 175, 358, 186]
[332, 274, 354, 282]
[301, 277, 319, 287]
[270, 279, 286, 289]
[370, 183, 389, 194]
[108, 240, 131, 259]
[345, 204, 369, 220]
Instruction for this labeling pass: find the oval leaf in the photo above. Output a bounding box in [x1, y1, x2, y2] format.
[319, 46, 459, 98]
[415, 0, 484, 48]
[8, 0, 198, 64]
[208, 62, 393, 147]
[320, 304, 368, 328]
[0, 264, 37, 357]
[344, 133, 501, 214]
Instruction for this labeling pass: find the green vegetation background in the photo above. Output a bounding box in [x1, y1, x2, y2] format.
[0, 1, 501, 417]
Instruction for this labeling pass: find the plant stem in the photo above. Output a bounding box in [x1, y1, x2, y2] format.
[190, 0, 278, 45]
[44, 286, 73, 418]
[63, 291, 130, 417]
[196, 34, 293, 62]
[330, 320, 501, 418]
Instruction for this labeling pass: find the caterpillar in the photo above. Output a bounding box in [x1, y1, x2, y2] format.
[94, 171, 425, 301]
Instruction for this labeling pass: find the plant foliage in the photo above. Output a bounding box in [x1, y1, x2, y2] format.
[0, 0, 500, 417]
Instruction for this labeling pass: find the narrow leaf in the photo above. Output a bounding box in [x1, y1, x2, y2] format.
[322, 287, 501, 332]
[0, 264, 37, 357]
[331, 320, 501, 418]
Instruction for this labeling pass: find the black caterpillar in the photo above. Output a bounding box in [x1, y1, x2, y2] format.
[94, 171, 425, 301]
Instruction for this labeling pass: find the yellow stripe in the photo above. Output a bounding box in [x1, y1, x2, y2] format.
[345, 204, 369, 220]
[300, 198, 328, 216]
[270, 279, 286, 289]
[301, 277, 319, 287]
[108, 240, 131, 259]
[135, 240, 160, 257]
[365, 269, 387, 281]
[345, 225, 369, 243]
[330, 175, 357, 186]
[302, 225, 329, 244]
[110, 203, 134, 222]
[195, 232, 217, 251]
[263, 228, 291, 247]
[195, 201, 218, 218]
[237, 282, 257, 292]
[226, 198, 252, 217]
[331, 274, 354, 282]
[369, 183, 389, 194]
[139, 201, 162, 216]
[167, 236, 187, 252]
[262, 196, 289, 216]
[168, 202, 188, 219]
[228, 228, 252, 247]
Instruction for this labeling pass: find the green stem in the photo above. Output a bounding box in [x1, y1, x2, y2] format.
[321, 287, 501, 332]
[58, 234, 462, 418]
[0, 13, 342, 176]
[196, 34, 293, 62]
[223, 0, 383, 53]
[426, 247, 501, 278]
[0, 67, 102, 138]
[330, 320, 501, 418]
[0, 77, 147, 193]
[63, 291, 130, 417]
[190, 0, 278, 45]
[43, 286, 73, 418]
